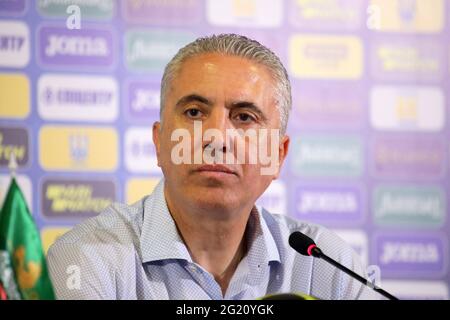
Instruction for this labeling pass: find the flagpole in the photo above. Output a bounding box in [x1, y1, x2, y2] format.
[8, 152, 17, 180]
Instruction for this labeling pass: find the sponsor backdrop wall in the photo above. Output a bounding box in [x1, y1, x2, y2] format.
[0, 0, 449, 299]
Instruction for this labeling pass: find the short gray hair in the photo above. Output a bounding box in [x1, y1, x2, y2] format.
[160, 34, 292, 135]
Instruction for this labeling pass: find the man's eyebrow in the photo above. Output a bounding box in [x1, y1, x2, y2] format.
[229, 101, 268, 122]
[175, 94, 212, 109]
[175, 95, 269, 122]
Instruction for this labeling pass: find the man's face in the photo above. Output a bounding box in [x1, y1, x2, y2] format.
[153, 53, 289, 217]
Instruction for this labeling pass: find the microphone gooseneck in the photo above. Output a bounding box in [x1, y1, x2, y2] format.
[289, 231, 399, 300]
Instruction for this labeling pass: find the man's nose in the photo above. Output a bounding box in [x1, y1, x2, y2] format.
[202, 108, 231, 152]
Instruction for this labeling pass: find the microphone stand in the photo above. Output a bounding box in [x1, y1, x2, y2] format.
[310, 245, 398, 300]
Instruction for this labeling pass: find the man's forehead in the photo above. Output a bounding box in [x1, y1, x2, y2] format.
[163, 53, 278, 117]
[170, 55, 272, 95]
[178, 53, 270, 79]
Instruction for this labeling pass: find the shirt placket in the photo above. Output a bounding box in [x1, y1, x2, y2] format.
[185, 262, 223, 300]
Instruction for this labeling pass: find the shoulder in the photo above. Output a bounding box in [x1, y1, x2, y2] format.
[50, 198, 147, 250]
[260, 209, 377, 299]
[46, 197, 149, 299]
[260, 209, 353, 257]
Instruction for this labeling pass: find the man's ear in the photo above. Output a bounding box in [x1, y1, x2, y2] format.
[273, 135, 290, 180]
[152, 121, 161, 167]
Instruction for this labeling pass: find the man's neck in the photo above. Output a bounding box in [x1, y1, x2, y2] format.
[164, 187, 251, 296]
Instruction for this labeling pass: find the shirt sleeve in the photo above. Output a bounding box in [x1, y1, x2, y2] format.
[47, 240, 117, 300]
[338, 244, 383, 300]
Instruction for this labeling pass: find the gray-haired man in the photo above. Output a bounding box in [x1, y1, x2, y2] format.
[47, 34, 378, 300]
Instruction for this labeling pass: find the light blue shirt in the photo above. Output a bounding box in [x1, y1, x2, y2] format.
[47, 179, 378, 300]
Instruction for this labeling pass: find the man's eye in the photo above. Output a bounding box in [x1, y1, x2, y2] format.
[184, 108, 203, 118]
[235, 113, 256, 123]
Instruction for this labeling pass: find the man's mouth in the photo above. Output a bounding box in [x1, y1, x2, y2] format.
[195, 164, 238, 176]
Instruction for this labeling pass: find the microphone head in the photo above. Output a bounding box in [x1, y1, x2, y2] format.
[289, 231, 317, 256]
[260, 292, 318, 300]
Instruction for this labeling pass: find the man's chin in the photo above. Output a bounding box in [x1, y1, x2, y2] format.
[188, 188, 240, 210]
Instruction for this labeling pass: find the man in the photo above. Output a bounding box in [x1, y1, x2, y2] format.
[47, 34, 378, 300]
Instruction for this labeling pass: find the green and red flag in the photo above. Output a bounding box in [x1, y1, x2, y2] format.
[0, 178, 55, 300]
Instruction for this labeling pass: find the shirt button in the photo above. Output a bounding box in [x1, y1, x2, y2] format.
[188, 265, 197, 272]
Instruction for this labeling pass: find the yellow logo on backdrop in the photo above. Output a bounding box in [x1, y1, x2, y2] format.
[0, 74, 30, 119]
[294, 0, 358, 22]
[39, 126, 118, 171]
[41, 228, 71, 254]
[370, 0, 444, 33]
[0, 131, 27, 165]
[395, 97, 417, 121]
[232, 0, 256, 17]
[126, 178, 159, 204]
[289, 35, 363, 79]
[376, 45, 438, 74]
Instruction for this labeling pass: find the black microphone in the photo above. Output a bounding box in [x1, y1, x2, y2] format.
[289, 231, 398, 300]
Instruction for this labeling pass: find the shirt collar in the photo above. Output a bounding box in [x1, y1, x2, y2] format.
[246, 206, 281, 265]
[140, 179, 281, 266]
[140, 179, 192, 263]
